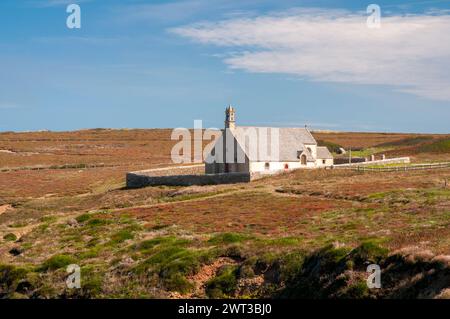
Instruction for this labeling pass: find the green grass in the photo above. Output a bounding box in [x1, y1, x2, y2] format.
[109, 229, 134, 244]
[349, 147, 392, 158]
[39, 254, 77, 271]
[206, 265, 239, 298]
[136, 236, 191, 252]
[87, 218, 111, 227]
[132, 235, 218, 293]
[3, 233, 17, 242]
[0, 264, 30, 293]
[256, 237, 302, 246]
[350, 240, 389, 264]
[418, 138, 450, 153]
[208, 233, 253, 245]
[40, 215, 58, 224]
[376, 136, 434, 147]
[75, 213, 91, 223]
[364, 162, 413, 169]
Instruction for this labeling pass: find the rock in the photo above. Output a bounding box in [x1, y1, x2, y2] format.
[66, 218, 79, 227]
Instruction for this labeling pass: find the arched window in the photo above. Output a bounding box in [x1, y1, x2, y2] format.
[284, 163, 289, 170]
[264, 162, 270, 170]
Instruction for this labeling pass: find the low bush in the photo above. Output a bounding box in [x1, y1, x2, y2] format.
[206, 265, 239, 298]
[39, 254, 77, 271]
[3, 233, 17, 242]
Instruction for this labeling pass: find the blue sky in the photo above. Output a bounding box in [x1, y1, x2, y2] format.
[0, 0, 449, 133]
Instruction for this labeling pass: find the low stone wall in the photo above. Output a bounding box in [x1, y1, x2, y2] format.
[126, 171, 251, 188]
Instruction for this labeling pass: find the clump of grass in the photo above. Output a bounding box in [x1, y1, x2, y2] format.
[80, 266, 103, 297]
[206, 265, 239, 298]
[39, 254, 77, 271]
[3, 233, 17, 242]
[350, 241, 388, 264]
[278, 251, 306, 282]
[75, 213, 91, 223]
[109, 229, 134, 245]
[136, 236, 191, 252]
[87, 218, 111, 227]
[164, 273, 193, 294]
[341, 280, 369, 299]
[256, 237, 302, 246]
[151, 224, 170, 231]
[9, 222, 27, 228]
[208, 233, 252, 245]
[78, 246, 101, 260]
[40, 215, 57, 224]
[0, 264, 30, 293]
[133, 236, 217, 293]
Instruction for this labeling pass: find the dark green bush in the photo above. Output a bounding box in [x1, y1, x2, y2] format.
[3, 233, 17, 242]
[39, 254, 76, 271]
[206, 265, 238, 298]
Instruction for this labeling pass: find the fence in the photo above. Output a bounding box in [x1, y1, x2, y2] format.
[341, 162, 450, 172]
[334, 157, 410, 168]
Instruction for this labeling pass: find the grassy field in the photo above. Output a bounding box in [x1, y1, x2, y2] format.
[0, 129, 449, 299]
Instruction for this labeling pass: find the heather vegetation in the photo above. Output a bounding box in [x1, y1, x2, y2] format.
[0, 129, 449, 298]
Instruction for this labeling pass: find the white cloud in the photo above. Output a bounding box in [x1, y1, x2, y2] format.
[171, 8, 450, 101]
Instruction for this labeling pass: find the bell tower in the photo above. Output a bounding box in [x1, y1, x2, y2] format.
[225, 105, 236, 129]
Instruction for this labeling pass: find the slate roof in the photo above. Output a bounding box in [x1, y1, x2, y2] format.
[229, 126, 318, 162]
[316, 146, 333, 159]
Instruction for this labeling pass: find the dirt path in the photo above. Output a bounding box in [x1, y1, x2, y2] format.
[0, 204, 13, 215]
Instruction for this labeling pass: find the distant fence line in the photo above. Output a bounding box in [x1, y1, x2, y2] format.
[333, 157, 411, 168]
[336, 162, 450, 172]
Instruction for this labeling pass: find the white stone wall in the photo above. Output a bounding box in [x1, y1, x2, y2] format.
[305, 143, 317, 159]
[249, 161, 306, 174]
[315, 158, 334, 167]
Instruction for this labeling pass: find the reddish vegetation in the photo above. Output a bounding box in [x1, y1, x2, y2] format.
[129, 192, 352, 236]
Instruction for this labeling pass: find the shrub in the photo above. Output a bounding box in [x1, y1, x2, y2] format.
[3, 233, 17, 242]
[87, 218, 111, 227]
[75, 214, 91, 223]
[208, 233, 251, 245]
[278, 251, 306, 282]
[341, 280, 369, 299]
[109, 229, 134, 244]
[137, 236, 190, 252]
[164, 273, 193, 293]
[206, 265, 238, 298]
[39, 254, 76, 271]
[0, 264, 29, 292]
[350, 241, 388, 264]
